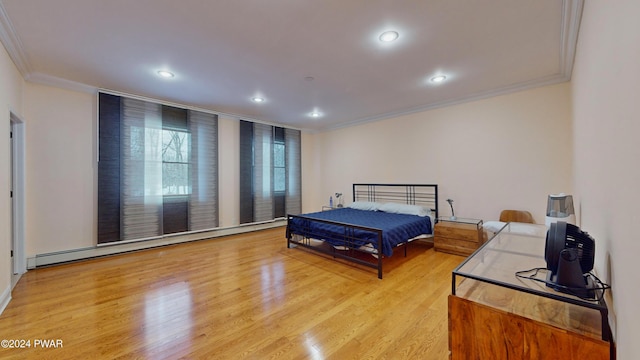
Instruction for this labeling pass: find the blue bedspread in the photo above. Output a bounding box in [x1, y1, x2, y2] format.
[287, 208, 432, 257]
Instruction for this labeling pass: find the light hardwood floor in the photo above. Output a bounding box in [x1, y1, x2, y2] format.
[0, 227, 465, 359]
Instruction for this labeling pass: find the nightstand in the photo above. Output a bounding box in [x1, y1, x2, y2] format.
[434, 218, 483, 256]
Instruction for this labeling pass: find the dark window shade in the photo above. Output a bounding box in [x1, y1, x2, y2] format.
[274, 126, 285, 142]
[162, 105, 188, 130]
[239, 120, 254, 224]
[274, 195, 285, 218]
[98, 92, 219, 244]
[163, 196, 189, 234]
[97, 93, 122, 243]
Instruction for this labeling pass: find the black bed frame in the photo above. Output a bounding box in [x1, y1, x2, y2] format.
[286, 184, 439, 279]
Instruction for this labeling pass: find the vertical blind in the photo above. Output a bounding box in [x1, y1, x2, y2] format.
[253, 122, 274, 222]
[188, 110, 219, 230]
[239, 120, 301, 224]
[285, 127, 302, 216]
[98, 92, 219, 244]
[121, 98, 163, 240]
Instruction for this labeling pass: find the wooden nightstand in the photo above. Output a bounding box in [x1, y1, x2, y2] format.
[434, 218, 483, 256]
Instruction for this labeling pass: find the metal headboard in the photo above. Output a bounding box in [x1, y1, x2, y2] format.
[352, 183, 438, 219]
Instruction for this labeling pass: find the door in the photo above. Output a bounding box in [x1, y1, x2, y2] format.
[9, 121, 14, 275]
[10, 113, 25, 286]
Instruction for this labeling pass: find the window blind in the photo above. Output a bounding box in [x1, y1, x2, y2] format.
[188, 110, 219, 231]
[253, 122, 274, 222]
[98, 92, 219, 244]
[285, 127, 301, 216]
[121, 98, 164, 240]
[239, 120, 301, 224]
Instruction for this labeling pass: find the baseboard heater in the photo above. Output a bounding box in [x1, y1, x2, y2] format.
[28, 220, 285, 269]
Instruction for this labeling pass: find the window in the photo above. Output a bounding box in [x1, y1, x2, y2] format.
[239, 120, 301, 224]
[273, 141, 285, 193]
[97, 93, 219, 244]
[162, 129, 191, 195]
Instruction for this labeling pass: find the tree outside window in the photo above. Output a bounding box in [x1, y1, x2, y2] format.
[162, 129, 191, 195]
[273, 141, 285, 193]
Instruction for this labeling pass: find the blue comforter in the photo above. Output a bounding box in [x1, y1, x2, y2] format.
[287, 208, 432, 257]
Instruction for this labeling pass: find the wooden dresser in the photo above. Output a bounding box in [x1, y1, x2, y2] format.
[434, 218, 483, 256]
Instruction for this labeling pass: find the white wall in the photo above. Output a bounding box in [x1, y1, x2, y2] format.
[571, 0, 640, 357]
[218, 115, 240, 227]
[19, 85, 276, 257]
[23, 83, 95, 255]
[17, 69, 573, 261]
[300, 131, 322, 214]
[310, 83, 573, 223]
[19, 81, 572, 257]
[0, 41, 24, 309]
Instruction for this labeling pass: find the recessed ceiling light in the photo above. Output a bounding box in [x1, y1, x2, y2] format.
[157, 70, 175, 78]
[252, 97, 265, 103]
[379, 31, 399, 42]
[430, 75, 447, 83]
[310, 111, 321, 118]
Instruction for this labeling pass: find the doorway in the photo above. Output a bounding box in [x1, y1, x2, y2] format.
[10, 113, 25, 288]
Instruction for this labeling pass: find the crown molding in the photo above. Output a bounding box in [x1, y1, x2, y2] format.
[0, 1, 31, 75]
[26, 72, 97, 94]
[560, 0, 584, 78]
[323, 73, 570, 132]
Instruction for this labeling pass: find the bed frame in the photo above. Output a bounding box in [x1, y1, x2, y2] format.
[286, 183, 439, 279]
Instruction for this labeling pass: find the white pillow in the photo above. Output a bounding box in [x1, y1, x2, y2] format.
[483, 221, 546, 238]
[483, 221, 506, 234]
[347, 201, 381, 211]
[378, 202, 431, 217]
[505, 223, 548, 237]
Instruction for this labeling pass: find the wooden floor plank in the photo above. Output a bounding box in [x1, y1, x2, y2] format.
[0, 227, 464, 359]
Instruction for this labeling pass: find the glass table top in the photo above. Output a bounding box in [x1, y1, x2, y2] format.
[437, 217, 482, 226]
[453, 222, 606, 309]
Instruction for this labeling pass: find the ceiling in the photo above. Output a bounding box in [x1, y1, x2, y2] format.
[0, 0, 582, 132]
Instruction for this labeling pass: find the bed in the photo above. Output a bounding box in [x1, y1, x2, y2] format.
[286, 184, 438, 279]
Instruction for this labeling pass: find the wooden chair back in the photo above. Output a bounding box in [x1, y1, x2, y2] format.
[499, 210, 535, 223]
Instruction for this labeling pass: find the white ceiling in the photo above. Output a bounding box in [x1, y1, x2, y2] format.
[0, 0, 582, 131]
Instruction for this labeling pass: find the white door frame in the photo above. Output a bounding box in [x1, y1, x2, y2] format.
[10, 112, 26, 283]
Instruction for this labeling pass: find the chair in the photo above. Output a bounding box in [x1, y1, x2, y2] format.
[499, 210, 535, 224]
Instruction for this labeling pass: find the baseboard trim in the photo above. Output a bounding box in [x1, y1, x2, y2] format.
[0, 285, 11, 316]
[28, 221, 286, 268]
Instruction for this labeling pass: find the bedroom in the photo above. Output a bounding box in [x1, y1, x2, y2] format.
[0, 0, 638, 359]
